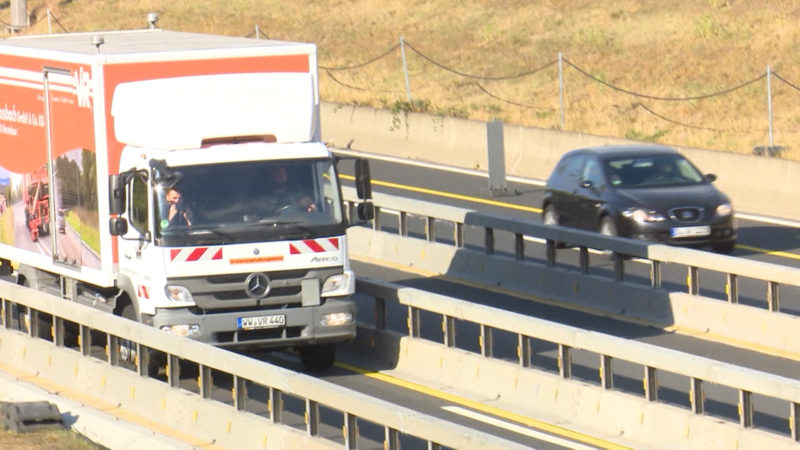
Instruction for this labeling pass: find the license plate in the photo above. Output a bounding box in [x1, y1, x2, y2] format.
[238, 314, 286, 330]
[671, 225, 711, 238]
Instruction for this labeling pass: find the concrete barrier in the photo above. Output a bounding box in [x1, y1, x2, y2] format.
[323, 101, 800, 221]
[347, 226, 800, 359]
[347, 327, 798, 450]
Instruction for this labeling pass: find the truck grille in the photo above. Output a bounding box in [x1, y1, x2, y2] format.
[168, 267, 342, 312]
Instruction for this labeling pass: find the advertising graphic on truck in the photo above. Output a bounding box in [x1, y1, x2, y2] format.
[0, 27, 373, 372]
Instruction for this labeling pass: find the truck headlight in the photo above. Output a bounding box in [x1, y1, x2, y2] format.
[165, 285, 194, 303]
[322, 271, 354, 296]
[321, 312, 353, 327]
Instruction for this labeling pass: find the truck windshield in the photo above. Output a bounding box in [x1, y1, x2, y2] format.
[154, 158, 344, 245]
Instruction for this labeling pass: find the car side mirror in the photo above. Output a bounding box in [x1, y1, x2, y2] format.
[357, 201, 374, 221]
[355, 159, 372, 200]
[704, 173, 717, 183]
[109, 174, 126, 215]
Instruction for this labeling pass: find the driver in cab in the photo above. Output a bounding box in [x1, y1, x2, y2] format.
[267, 165, 316, 213]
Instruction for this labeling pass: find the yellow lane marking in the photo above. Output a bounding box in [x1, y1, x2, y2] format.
[351, 254, 800, 362]
[735, 244, 800, 261]
[335, 360, 629, 450]
[339, 173, 542, 213]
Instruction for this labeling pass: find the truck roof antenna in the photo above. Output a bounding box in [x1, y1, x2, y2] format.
[91, 35, 104, 53]
[147, 12, 159, 30]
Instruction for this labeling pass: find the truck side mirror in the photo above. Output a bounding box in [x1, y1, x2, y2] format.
[109, 217, 128, 236]
[109, 174, 126, 215]
[355, 159, 372, 200]
[357, 201, 374, 221]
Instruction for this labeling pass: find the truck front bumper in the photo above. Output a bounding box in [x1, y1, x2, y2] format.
[149, 297, 356, 350]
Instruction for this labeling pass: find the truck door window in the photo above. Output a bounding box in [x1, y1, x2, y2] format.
[129, 174, 149, 233]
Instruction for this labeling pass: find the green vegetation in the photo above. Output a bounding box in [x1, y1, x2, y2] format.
[66, 208, 100, 255]
[2, 1, 799, 158]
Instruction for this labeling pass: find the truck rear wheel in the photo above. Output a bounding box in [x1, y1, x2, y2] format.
[299, 343, 336, 371]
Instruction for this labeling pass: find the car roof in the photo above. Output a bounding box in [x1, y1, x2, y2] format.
[561, 145, 679, 160]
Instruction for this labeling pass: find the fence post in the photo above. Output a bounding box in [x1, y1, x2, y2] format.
[767, 65, 773, 148]
[399, 36, 412, 102]
[558, 52, 565, 130]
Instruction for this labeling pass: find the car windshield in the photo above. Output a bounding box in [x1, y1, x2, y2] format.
[154, 158, 343, 243]
[603, 154, 705, 188]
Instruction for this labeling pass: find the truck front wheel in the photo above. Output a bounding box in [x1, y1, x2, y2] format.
[119, 303, 162, 377]
[299, 343, 336, 371]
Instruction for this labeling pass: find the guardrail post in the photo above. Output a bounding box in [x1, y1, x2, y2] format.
[344, 412, 357, 449]
[518, 335, 531, 367]
[55, 317, 65, 347]
[372, 207, 381, 231]
[739, 390, 753, 428]
[106, 334, 118, 366]
[690, 378, 704, 414]
[614, 255, 624, 281]
[269, 388, 283, 424]
[545, 240, 556, 266]
[644, 366, 658, 402]
[484, 228, 494, 254]
[454, 223, 464, 247]
[199, 365, 212, 399]
[168, 354, 180, 388]
[425, 217, 436, 242]
[399, 211, 408, 237]
[651, 261, 662, 288]
[791, 402, 800, 441]
[600, 355, 613, 390]
[514, 233, 524, 260]
[558, 344, 571, 379]
[385, 427, 400, 450]
[375, 297, 386, 330]
[579, 247, 589, 273]
[726, 273, 738, 304]
[408, 306, 420, 338]
[767, 281, 780, 312]
[233, 375, 247, 411]
[137, 344, 149, 377]
[480, 324, 493, 357]
[306, 399, 319, 436]
[428, 443, 442, 450]
[687, 266, 699, 295]
[79, 324, 91, 356]
[443, 315, 455, 348]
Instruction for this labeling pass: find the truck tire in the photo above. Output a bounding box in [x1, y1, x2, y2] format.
[299, 343, 336, 371]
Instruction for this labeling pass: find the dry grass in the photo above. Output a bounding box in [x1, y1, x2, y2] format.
[0, 428, 101, 449]
[4, 0, 800, 158]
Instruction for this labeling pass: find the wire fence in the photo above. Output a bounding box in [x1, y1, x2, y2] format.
[316, 37, 800, 154]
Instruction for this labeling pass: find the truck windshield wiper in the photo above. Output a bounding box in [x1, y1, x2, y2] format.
[188, 227, 235, 242]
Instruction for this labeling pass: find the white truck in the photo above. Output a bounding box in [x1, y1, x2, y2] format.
[0, 27, 373, 371]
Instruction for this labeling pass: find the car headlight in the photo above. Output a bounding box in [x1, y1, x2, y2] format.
[622, 207, 665, 223]
[716, 203, 733, 216]
[165, 285, 194, 303]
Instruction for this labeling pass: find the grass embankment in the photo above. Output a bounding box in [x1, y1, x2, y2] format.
[2, 1, 800, 158]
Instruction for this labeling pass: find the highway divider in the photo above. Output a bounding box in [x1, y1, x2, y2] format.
[349, 277, 800, 448]
[343, 187, 800, 359]
[0, 280, 527, 450]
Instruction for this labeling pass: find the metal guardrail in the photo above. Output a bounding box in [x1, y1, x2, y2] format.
[343, 187, 800, 313]
[355, 277, 800, 441]
[0, 280, 524, 450]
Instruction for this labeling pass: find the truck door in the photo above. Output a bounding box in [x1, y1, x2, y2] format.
[42, 67, 73, 266]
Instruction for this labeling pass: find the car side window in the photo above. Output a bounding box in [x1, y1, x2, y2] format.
[582, 158, 605, 188]
[129, 174, 149, 233]
[557, 154, 586, 181]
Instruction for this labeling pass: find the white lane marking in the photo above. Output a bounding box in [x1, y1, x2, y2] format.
[333, 148, 800, 228]
[441, 405, 599, 450]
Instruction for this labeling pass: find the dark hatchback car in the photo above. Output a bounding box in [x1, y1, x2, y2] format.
[542, 145, 736, 253]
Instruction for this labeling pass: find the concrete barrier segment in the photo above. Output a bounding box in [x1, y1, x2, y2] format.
[348, 227, 800, 360]
[344, 326, 799, 450]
